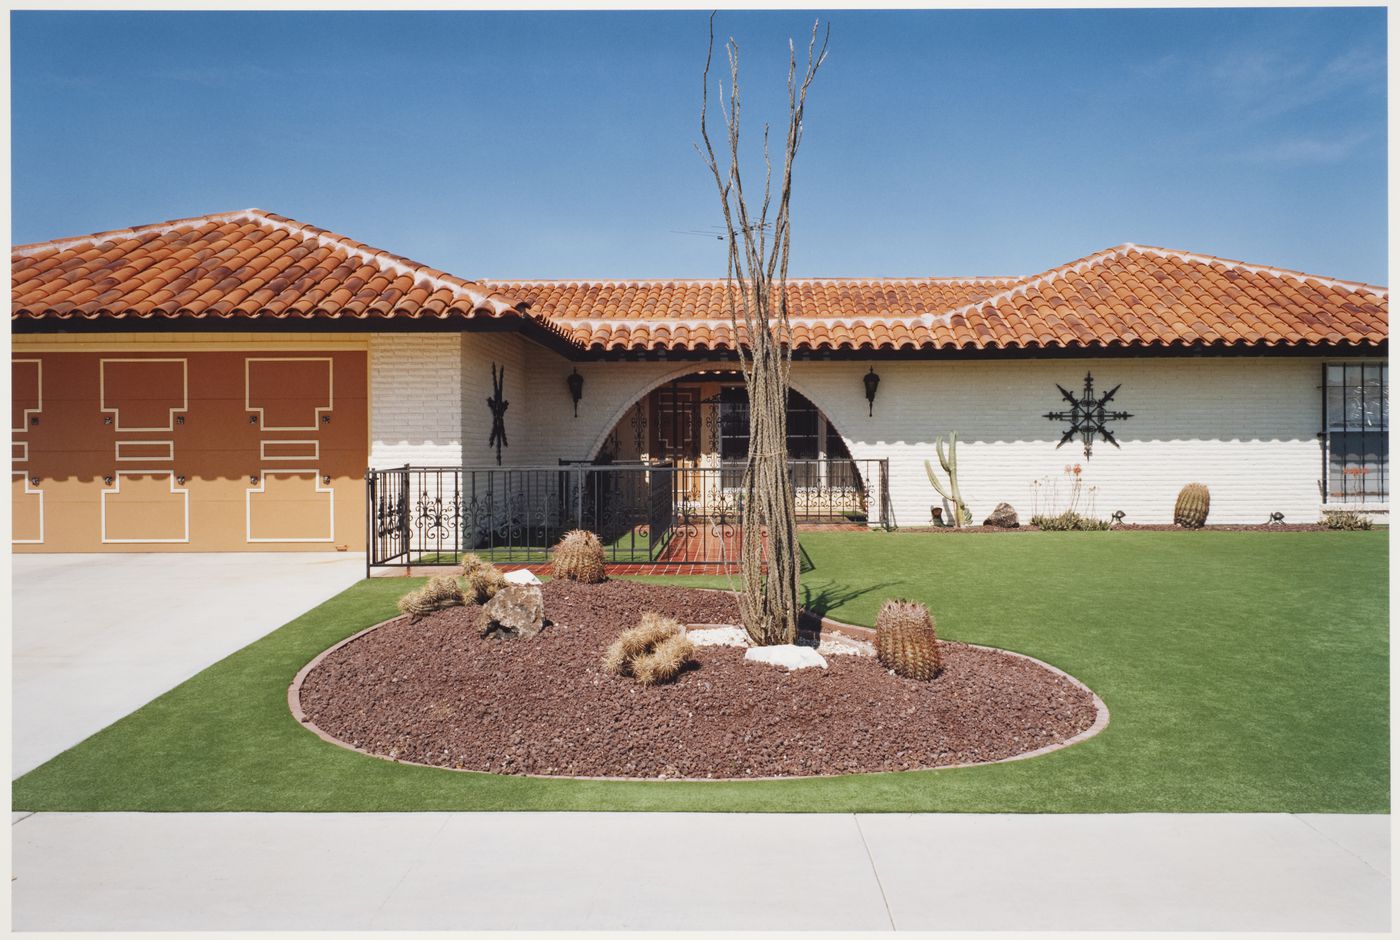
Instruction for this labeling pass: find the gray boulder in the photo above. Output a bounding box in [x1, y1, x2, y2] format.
[982, 502, 1020, 528]
[478, 584, 546, 639]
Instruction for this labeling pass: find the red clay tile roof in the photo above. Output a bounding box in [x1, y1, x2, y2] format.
[486, 245, 1388, 353]
[11, 209, 531, 324]
[13, 210, 1387, 354]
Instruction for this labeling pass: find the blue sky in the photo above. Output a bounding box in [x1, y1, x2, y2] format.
[10, 8, 1388, 284]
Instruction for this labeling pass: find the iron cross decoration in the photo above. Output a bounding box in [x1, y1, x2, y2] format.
[1043, 371, 1132, 458]
[487, 363, 509, 465]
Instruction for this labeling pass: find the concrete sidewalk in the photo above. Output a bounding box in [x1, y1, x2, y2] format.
[10, 812, 1389, 930]
[12, 552, 364, 776]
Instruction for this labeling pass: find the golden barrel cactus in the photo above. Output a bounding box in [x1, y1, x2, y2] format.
[875, 598, 942, 680]
[1173, 483, 1211, 529]
[552, 529, 608, 583]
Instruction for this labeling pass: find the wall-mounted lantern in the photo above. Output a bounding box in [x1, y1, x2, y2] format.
[863, 366, 880, 417]
[566, 368, 585, 418]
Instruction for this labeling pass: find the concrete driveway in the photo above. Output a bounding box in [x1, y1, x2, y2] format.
[12, 552, 364, 777]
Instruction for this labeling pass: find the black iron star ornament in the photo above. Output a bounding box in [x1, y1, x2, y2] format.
[1043, 371, 1132, 458]
[487, 363, 509, 465]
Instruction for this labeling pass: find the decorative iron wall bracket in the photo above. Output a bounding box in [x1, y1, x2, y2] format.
[1043, 371, 1132, 458]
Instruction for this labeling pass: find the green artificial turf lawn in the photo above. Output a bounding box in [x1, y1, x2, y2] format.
[13, 530, 1388, 813]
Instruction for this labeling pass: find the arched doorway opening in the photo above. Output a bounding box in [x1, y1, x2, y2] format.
[593, 370, 869, 529]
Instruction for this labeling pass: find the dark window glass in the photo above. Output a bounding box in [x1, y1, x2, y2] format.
[1326, 363, 1388, 501]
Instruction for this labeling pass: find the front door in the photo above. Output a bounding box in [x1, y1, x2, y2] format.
[651, 386, 701, 467]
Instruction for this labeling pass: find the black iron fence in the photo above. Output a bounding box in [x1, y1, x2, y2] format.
[365, 458, 891, 572]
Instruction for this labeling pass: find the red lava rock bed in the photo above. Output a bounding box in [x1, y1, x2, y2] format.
[296, 581, 1100, 779]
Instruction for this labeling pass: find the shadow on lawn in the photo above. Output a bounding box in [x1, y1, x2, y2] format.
[799, 578, 895, 620]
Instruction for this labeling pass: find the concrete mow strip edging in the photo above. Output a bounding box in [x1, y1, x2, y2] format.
[288, 607, 1109, 783]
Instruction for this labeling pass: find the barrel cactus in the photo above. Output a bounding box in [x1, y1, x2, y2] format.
[552, 529, 608, 583]
[602, 611, 694, 685]
[875, 598, 942, 680]
[1173, 483, 1211, 529]
[460, 552, 507, 603]
[397, 575, 465, 619]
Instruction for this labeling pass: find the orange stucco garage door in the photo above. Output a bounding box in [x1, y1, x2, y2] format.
[11, 350, 367, 552]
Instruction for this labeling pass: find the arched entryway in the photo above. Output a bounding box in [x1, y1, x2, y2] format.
[591, 371, 877, 562]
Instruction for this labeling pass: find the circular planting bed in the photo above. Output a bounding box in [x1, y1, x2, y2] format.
[294, 580, 1104, 779]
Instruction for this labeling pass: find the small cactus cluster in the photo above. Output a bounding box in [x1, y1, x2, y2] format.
[875, 598, 942, 680]
[1321, 510, 1374, 531]
[602, 611, 695, 685]
[460, 552, 507, 603]
[1173, 483, 1211, 528]
[397, 575, 465, 619]
[552, 529, 608, 583]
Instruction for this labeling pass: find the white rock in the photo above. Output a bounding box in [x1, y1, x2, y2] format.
[686, 625, 750, 648]
[817, 632, 876, 657]
[743, 644, 828, 671]
[502, 568, 542, 586]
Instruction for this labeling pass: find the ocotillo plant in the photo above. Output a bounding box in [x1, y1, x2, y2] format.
[924, 431, 972, 527]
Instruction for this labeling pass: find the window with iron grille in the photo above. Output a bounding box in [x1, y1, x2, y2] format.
[1324, 362, 1388, 503]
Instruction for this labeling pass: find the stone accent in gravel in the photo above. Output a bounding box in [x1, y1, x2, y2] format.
[686, 625, 750, 648]
[744, 645, 829, 671]
[478, 585, 546, 639]
[983, 502, 1020, 527]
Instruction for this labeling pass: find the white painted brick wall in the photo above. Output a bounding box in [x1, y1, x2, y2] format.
[461, 332, 533, 466]
[376, 334, 1364, 526]
[788, 357, 1331, 526]
[517, 357, 679, 463]
[369, 333, 464, 467]
[513, 355, 1346, 525]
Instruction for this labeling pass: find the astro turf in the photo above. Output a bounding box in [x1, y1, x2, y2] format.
[12, 530, 1388, 813]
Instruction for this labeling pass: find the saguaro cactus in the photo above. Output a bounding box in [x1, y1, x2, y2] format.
[924, 432, 972, 527]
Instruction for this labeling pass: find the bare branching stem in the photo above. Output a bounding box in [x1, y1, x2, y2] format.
[699, 13, 829, 646]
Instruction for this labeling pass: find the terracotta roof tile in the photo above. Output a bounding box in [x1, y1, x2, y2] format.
[484, 243, 1385, 352]
[14, 211, 1387, 353]
[12, 209, 533, 327]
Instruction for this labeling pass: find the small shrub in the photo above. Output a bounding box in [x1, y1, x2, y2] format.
[875, 598, 941, 680]
[397, 575, 464, 619]
[461, 553, 508, 604]
[1321, 510, 1374, 531]
[553, 529, 608, 583]
[1173, 482, 1210, 528]
[1031, 511, 1111, 531]
[603, 611, 693, 685]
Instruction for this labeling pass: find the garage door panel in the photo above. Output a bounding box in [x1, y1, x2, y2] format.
[12, 473, 44, 544]
[247, 471, 335, 543]
[247, 358, 334, 430]
[12, 359, 41, 433]
[13, 350, 366, 552]
[100, 359, 188, 431]
[101, 471, 189, 543]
